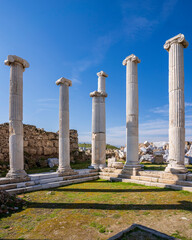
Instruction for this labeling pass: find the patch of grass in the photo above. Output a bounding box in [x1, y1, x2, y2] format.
[112, 214, 121, 219]
[78, 143, 91, 148]
[90, 222, 107, 233]
[179, 191, 191, 196]
[78, 143, 119, 150]
[171, 230, 187, 240]
[2, 225, 10, 229]
[92, 212, 106, 217]
[143, 163, 166, 171]
[71, 161, 91, 169]
[143, 211, 150, 215]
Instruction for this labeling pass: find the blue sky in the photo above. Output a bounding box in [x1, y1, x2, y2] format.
[0, 0, 192, 146]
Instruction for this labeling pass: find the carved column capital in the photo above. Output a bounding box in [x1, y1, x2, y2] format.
[90, 91, 107, 98]
[56, 77, 72, 87]
[97, 71, 108, 78]
[122, 54, 141, 66]
[164, 33, 189, 51]
[4, 55, 30, 69]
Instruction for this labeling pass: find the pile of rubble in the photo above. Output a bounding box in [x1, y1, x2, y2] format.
[0, 190, 25, 215]
[139, 141, 192, 165]
[106, 141, 192, 166]
[138, 141, 168, 164]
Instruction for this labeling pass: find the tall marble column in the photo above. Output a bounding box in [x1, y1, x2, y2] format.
[90, 71, 108, 169]
[164, 34, 189, 173]
[56, 77, 74, 175]
[5, 55, 29, 179]
[122, 54, 141, 175]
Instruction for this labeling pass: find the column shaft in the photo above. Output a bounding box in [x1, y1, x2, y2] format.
[5, 55, 29, 179]
[56, 77, 74, 175]
[164, 34, 188, 173]
[59, 84, 70, 170]
[90, 71, 108, 169]
[122, 54, 141, 175]
[91, 96, 106, 168]
[126, 61, 139, 165]
[9, 63, 24, 172]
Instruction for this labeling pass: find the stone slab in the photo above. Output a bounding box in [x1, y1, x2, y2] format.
[6, 175, 99, 194]
[29, 172, 59, 180]
[99, 176, 192, 192]
[0, 177, 31, 185]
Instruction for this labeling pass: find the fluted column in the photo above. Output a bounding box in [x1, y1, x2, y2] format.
[5, 55, 29, 179]
[122, 54, 141, 175]
[56, 77, 74, 175]
[90, 71, 108, 169]
[164, 34, 189, 173]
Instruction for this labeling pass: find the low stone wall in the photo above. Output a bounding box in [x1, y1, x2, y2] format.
[0, 123, 88, 170]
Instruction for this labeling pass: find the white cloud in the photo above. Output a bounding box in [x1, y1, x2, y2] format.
[121, 0, 178, 40]
[34, 98, 59, 114]
[151, 104, 169, 115]
[36, 98, 58, 102]
[185, 102, 192, 107]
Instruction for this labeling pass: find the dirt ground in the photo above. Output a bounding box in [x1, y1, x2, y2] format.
[0, 180, 192, 240]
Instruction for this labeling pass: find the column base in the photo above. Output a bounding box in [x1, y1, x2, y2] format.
[165, 163, 188, 174]
[88, 163, 106, 170]
[57, 167, 78, 176]
[6, 169, 28, 180]
[122, 164, 141, 176]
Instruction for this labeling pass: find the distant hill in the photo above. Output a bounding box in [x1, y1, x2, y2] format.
[79, 143, 91, 148]
[79, 143, 119, 150]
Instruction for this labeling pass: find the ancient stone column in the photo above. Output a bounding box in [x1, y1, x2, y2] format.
[90, 71, 108, 169]
[164, 34, 189, 173]
[122, 54, 141, 175]
[5, 55, 29, 179]
[56, 77, 74, 175]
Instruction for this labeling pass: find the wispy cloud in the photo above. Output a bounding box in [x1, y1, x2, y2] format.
[63, 30, 118, 85]
[151, 104, 169, 115]
[34, 98, 59, 114]
[36, 98, 58, 102]
[185, 102, 192, 107]
[123, 16, 158, 39]
[161, 0, 178, 20]
[121, 0, 178, 39]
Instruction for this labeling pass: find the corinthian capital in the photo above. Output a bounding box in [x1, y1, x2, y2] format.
[122, 54, 141, 66]
[164, 33, 189, 51]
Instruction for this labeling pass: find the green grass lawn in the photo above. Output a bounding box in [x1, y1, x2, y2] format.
[0, 180, 192, 240]
[0, 161, 92, 177]
[143, 163, 192, 172]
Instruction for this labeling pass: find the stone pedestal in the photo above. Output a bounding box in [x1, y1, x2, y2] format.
[164, 34, 189, 173]
[56, 77, 75, 175]
[5, 55, 29, 179]
[122, 54, 141, 175]
[90, 71, 108, 169]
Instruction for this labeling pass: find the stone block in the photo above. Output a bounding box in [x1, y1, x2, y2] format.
[2, 148, 9, 154]
[24, 141, 28, 147]
[44, 147, 53, 155]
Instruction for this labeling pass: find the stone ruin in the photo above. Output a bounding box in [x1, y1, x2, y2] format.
[0, 33, 192, 195]
[0, 123, 88, 172]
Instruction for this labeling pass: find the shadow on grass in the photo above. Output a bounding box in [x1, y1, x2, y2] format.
[27, 200, 192, 212]
[1, 200, 192, 220]
[50, 188, 175, 193]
